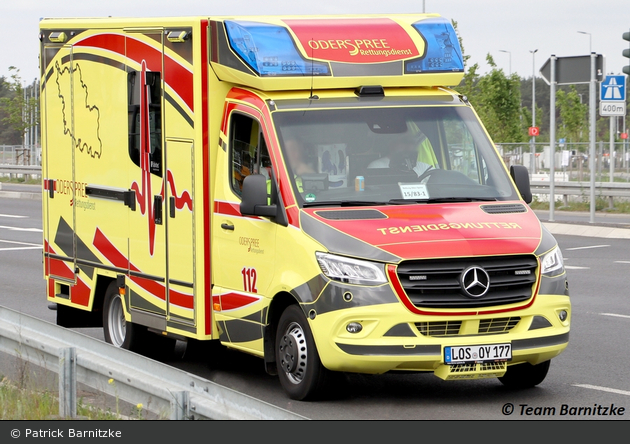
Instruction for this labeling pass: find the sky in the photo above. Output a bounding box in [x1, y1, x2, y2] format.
[1, 0, 629, 84]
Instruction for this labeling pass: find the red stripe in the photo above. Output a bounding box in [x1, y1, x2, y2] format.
[48, 279, 55, 300]
[44, 241, 91, 307]
[49, 257, 75, 280]
[219, 292, 260, 311]
[93, 228, 134, 271]
[93, 228, 193, 309]
[71, 276, 91, 307]
[214, 200, 241, 217]
[170, 288, 194, 309]
[201, 19, 212, 335]
[73, 33, 194, 112]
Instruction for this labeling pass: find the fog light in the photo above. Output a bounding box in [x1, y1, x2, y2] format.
[346, 322, 363, 334]
[558, 310, 568, 322]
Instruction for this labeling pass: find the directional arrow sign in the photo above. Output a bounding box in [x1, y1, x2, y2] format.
[540, 54, 605, 85]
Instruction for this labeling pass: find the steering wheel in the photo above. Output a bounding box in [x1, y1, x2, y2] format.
[417, 167, 438, 182]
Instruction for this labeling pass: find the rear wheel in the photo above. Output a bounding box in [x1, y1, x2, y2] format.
[102, 282, 175, 359]
[498, 360, 551, 389]
[275, 305, 330, 401]
[103, 282, 138, 349]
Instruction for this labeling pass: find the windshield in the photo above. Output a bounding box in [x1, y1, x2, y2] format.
[272, 104, 518, 207]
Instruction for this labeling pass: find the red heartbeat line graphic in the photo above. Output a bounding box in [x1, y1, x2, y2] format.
[130, 61, 192, 256]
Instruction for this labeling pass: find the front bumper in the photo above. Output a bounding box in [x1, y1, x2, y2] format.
[308, 292, 570, 379]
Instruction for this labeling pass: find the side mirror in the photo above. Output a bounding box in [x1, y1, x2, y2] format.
[510, 165, 532, 204]
[240, 174, 277, 217]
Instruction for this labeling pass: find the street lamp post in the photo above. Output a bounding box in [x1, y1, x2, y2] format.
[577, 31, 592, 53]
[530, 49, 538, 177]
[499, 50, 512, 76]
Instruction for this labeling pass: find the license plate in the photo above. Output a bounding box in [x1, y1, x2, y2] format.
[444, 343, 511, 364]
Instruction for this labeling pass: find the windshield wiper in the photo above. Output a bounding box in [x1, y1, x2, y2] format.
[389, 196, 498, 204]
[303, 200, 389, 208]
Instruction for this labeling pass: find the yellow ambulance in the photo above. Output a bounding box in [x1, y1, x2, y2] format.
[40, 14, 570, 400]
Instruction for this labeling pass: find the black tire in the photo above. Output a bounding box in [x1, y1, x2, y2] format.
[102, 282, 175, 359]
[275, 305, 330, 401]
[498, 360, 551, 389]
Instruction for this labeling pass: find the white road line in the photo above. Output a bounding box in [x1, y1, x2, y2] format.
[0, 225, 43, 232]
[564, 265, 590, 270]
[0, 239, 42, 247]
[565, 245, 610, 251]
[573, 384, 630, 397]
[600, 313, 630, 319]
[0, 213, 28, 218]
[0, 246, 42, 251]
[614, 261, 630, 264]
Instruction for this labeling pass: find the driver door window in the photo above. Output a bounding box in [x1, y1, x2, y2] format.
[229, 113, 272, 197]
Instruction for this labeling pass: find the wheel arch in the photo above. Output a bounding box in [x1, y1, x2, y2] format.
[263, 291, 299, 375]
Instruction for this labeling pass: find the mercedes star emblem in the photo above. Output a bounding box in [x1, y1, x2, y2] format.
[461, 266, 490, 298]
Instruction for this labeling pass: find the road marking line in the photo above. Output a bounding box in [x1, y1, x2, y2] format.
[614, 261, 630, 264]
[0, 225, 43, 233]
[0, 213, 28, 218]
[600, 313, 630, 319]
[564, 265, 590, 270]
[0, 246, 42, 251]
[573, 384, 630, 397]
[566, 245, 610, 251]
[0, 239, 42, 247]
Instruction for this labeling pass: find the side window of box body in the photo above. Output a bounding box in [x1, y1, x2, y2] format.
[127, 70, 163, 177]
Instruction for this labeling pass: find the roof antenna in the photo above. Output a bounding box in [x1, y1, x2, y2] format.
[309, 38, 319, 100]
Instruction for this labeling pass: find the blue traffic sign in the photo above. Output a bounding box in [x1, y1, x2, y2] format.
[600, 75, 626, 101]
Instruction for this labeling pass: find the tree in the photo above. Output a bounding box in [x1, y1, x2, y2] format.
[472, 54, 526, 143]
[0, 75, 22, 145]
[0, 66, 38, 147]
[556, 85, 588, 145]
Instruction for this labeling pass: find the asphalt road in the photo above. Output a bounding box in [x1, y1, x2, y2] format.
[2, 196, 630, 420]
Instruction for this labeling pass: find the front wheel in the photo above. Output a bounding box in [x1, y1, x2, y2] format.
[498, 360, 551, 389]
[275, 305, 330, 401]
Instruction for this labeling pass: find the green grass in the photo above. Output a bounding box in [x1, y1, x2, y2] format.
[529, 196, 630, 213]
[0, 176, 41, 185]
[0, 375, 144, 420]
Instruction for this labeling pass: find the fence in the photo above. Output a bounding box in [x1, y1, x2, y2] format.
[530, 180, 630, 208]
[497, 141, 630, 182]
[0, 305, 308, 420]
[0, 145, 40, 166]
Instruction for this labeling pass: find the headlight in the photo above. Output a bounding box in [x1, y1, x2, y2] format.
[316, 252, 387, 285]
[540, 245, 564, 276]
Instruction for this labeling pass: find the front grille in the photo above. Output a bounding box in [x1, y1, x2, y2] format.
[397, 256, 538, 308]
[415, 316, 521, 337]
[416, 321, 462, 337]
[478, 317, 520, 333]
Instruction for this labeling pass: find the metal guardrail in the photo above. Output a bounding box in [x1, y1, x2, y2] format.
[0, 305, 308, 420]
[530, 180, 630, 205]
[0, 165, 42, 176]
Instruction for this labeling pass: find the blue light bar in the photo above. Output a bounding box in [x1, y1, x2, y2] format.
[224, 20, 331, 77]
[406, 18, 464, 73]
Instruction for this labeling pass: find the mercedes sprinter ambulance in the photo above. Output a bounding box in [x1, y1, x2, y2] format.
[40, 14, 570, 400]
